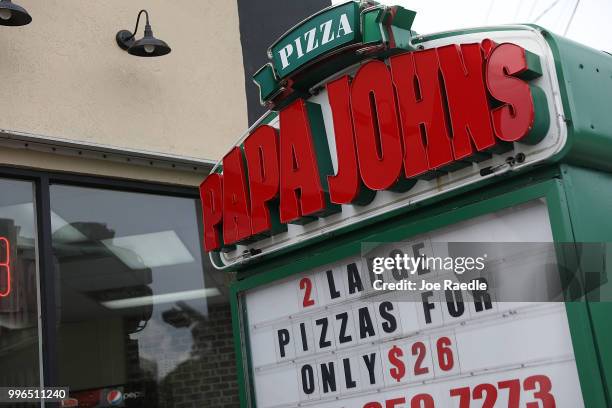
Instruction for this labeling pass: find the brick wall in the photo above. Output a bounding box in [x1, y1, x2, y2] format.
[158, 303, 239, 407]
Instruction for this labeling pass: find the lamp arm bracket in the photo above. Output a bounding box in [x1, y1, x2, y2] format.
[125, 9, 150, 41]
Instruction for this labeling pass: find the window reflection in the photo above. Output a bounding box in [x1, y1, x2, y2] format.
[51, 185, 236, 408]
[0, 178, 40, 407]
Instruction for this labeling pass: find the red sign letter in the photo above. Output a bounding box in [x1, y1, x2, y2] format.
[437, 43, 497, 160]
[486, 42, 548, 144]
[326, 75, 374, 205]
[279, 99, 327, 223]
[351, 60, 413, 191]
[244, 125, 284, 236]
[222, 147, 252, 245]
[391, 50, 454, 177]
[199, 173, 223, 251]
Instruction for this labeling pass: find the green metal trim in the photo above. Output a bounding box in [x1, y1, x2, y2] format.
[361, 6, 385, 44]
[539, 176, 609, 408]
[260, 111, 278, 125]
[558, 164, 612, 406]
[525, 24, 612, 172]
[253, 64, 282, 104]
[411, 25, 526, 44]
[230, 285, 249, 407]
[564, 304, 609, 408]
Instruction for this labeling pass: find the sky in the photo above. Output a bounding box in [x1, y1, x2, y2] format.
[331, 0, 612, 52]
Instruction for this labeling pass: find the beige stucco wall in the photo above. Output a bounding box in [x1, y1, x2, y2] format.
[0, 0, 247, 184]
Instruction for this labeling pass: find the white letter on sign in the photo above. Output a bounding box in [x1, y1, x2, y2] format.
[320, 20, 335, 45]
[304, 27, 319, 53]
[278, 44, 294, 69]
[337, 13, 353, 37]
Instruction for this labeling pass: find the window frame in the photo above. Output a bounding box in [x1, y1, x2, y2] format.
[0, 164, 203, 407]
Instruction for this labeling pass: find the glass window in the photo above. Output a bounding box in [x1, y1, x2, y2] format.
[50, 184, 237, 408]
[0, 178, 41, 393]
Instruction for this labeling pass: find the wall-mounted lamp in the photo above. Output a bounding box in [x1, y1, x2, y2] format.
[0, 0, 31, 26]
[116, 9, 170, 57]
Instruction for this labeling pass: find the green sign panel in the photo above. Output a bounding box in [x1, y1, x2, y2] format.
[269, 2, 360, 78]
[253, 2, 416, 109]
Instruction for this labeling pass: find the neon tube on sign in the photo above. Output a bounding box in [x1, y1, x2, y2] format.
[0, 237, 10, 297]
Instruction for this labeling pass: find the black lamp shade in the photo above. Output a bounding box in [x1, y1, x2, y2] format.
[0, 0, 31, 26]
[128, 36, 171, 57]
[116, 10, 171, 58]
[127, 23, 170, 57]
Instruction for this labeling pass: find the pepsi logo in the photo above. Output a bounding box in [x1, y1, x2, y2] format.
[106, 390, 123, 405]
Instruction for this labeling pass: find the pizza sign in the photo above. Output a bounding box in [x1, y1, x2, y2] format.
[199, 3, 568, 267]
[244, 201, 584, 407]
[201, 38, 549, 252]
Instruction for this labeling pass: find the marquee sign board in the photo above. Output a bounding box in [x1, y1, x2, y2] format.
[201, 21, 568, 270]
[203, 4, 612, 407]
[242, 200, 585, 407]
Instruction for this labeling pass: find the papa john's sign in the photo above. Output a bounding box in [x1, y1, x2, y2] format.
[200, 2, 567, 268]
